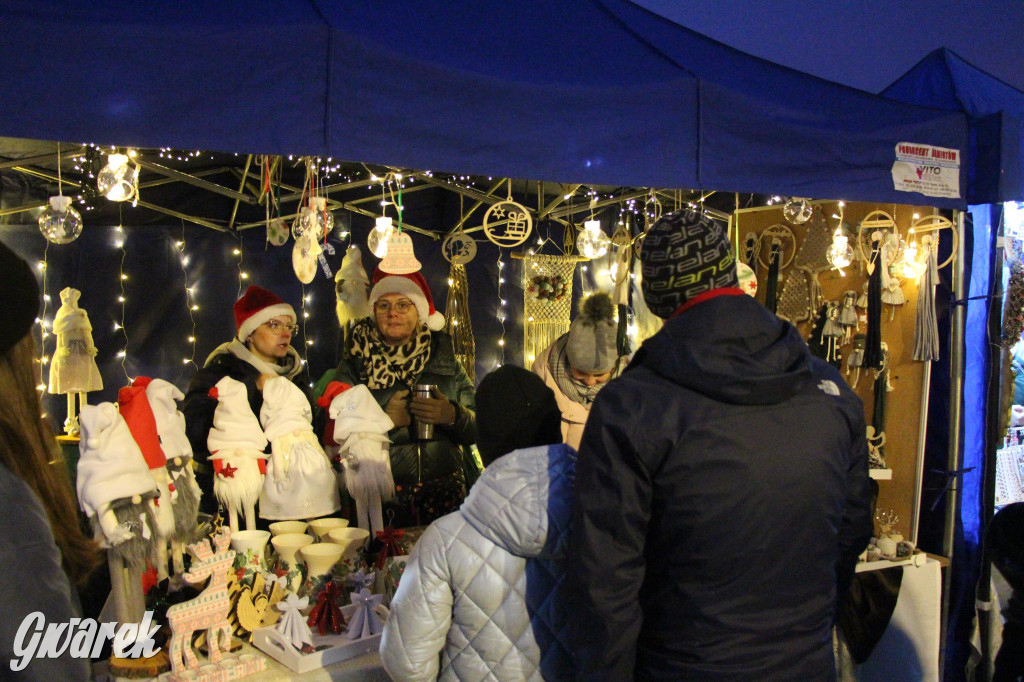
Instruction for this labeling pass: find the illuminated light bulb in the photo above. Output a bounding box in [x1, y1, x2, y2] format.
[120, 274, 128, 280]
[182, 358, 190, 364]
[368, 216, 395, 258]
[96, 153, 139, 202]
[191, 305, 199, 311]
[36, 261, 46, 271]
[118, 296, 125, 303]
[233, 248, 241, 255]
[498, 339, 505, 346]
[38, 195, 83, 244]
[188, 336, 195, 343]
[577, 219, 610, 259]
[117, 350, 127, 358]
[826, 229, 854, 272]
[241, 272, 249, 280]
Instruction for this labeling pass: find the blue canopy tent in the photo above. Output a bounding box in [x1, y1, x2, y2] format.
[0, 0, 969, 208]
[883, 48, 1024, 680]
[0, 5, 980, 673]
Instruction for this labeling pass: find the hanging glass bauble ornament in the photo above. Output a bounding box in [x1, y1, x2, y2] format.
[96, 153, 139, 202]
[38, 195, 83, 244]
[577, 219, 611, 259]
[292, 196, 333, 241]
[367, 216, 395, 258]
[826, 229, 854, 272]
[782, 197, 813, 224]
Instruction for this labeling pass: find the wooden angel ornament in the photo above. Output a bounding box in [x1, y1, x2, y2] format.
[48, 287, 103, 435]
[207, 376, 267, 533]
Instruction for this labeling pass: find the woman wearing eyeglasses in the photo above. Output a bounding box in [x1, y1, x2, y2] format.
[327, 267, 477, 529]
[183, 285, 318, 515]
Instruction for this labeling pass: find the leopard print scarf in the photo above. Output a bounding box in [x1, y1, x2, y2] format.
[349, 318, 432, 389]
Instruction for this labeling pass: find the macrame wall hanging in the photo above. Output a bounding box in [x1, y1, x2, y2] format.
[443, 262, 476, 382]
[519, 253, 585, 366]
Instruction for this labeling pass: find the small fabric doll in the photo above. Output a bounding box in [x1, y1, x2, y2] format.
[821, 301, 845, 364]
[847, 334, 866, 387]
[208, 376, 267, 532]
[839, 290, 859, 343]
[879, 232, 906, 318]
[258, 376, 341, 521]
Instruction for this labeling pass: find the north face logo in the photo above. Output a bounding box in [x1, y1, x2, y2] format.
[817, 380, 841, 396]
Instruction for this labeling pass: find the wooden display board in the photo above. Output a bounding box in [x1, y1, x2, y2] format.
[735, 201, 943, 543]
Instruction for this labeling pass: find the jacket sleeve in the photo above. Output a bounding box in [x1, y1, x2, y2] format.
[379, 523, 453, 681]
[182, 365, 221, 465]
[440, 360, 476, 447]
[566, 384, 652, 681]
[837, 401, 874, 599]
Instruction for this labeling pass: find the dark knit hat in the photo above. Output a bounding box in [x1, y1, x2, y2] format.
[476, 365, 561, 466]
[640, 208, 738, 318]
[567, 292, 618, 372]
[0, 239, 40, 355]
[988, 502, 1024, 591]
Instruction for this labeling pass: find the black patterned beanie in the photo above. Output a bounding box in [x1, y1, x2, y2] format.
[640, 208, 738, 318]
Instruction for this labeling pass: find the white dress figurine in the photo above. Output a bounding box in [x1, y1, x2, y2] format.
[258, 376, 341, 520]
[48, 287, 103, 435]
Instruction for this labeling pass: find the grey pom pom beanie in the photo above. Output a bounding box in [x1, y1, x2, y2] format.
[566, 292, 618, 372]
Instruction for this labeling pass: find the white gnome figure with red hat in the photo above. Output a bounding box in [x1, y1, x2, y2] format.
[139, 377, 202, 579]
[328, 382, 395, 536]
[77, 402, 160, 623]
[208, 376, 268, 532]
[259, 375, 341, 520]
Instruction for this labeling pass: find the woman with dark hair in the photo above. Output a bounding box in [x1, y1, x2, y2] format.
[0, 239, 102, 679]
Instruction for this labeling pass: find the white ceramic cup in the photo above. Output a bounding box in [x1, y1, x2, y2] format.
[300, 543, 345, 580]
[230, 529, 271, 569]
[269, 520, 308, 537]
[326, 527, 371, 560]
[307, 517, 350, 541]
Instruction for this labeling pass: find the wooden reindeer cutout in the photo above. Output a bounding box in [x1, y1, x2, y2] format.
[165, 529, 235, 673]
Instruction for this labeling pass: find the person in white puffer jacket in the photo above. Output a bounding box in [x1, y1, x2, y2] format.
[380, 365, 575, 681]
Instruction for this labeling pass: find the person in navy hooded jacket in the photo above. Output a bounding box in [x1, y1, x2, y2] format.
[566, 208, 873, 681]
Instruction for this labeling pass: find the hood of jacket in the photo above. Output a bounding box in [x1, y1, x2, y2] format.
[460, 443, 575, 560]
[638, 292, 814, 406]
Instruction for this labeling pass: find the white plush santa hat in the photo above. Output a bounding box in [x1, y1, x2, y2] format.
[139, 377, 194, 463]
[207, 376, 268, 453]
[369, 267, 445, 331]
[259, 376, 314, 440]
[329, 384, 395, 441]
[77, 403, 158, 518]
[234, 285, 296, 341]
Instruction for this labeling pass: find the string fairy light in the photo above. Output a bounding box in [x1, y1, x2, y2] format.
[114, 220, 131, 381]
[35, 243, 51, 393]
[495, 251, 507, 367]
[177, 221, 199, 373]
[232, 234, 247, 297]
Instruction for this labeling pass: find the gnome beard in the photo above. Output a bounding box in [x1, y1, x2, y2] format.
[167, 459, 201, 543]
[99, 495, 160, 569]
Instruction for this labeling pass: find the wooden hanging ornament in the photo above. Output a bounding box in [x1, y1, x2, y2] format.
[484, 185, 532, 247]
[380, 231, 421, 274]
[442, 231, 477, 265]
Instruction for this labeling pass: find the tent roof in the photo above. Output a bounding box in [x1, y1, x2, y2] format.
[882, 48, 1024, 204]
[0, 0, 968, 208]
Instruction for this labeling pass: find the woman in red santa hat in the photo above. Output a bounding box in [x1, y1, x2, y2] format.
[182, 285, 313, 515]
[327, 268, 477, 529]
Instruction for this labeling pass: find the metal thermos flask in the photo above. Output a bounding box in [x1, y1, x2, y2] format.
[415, 384, 435, 440]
